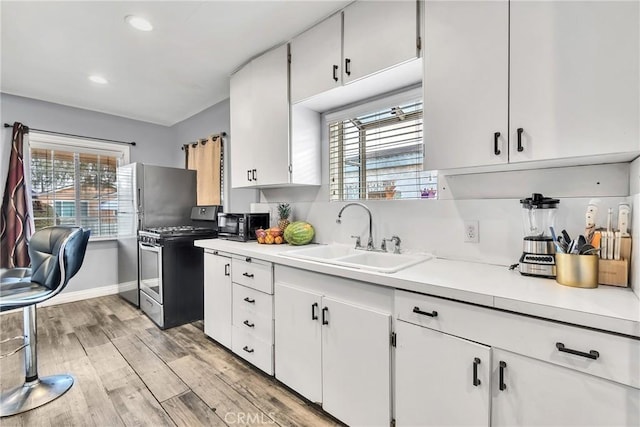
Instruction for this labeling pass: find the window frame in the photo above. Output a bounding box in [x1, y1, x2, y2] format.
[28, 132, 130, 240]
[325, 87, 434, 201]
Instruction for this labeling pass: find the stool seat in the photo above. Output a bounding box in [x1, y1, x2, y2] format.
[0, 275, 48, 312]
[0, 227, 90, 417]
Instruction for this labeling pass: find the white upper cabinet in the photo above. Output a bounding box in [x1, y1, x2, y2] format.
[290, 1, 421, 109]
[230, 44, 321, 189]
[249, 45, 290, 187]
[290, 13, 342, 104]
[424, 0, 640, 172]
[424, 0, 509, 170]
[230, 62, 255, 187]
[509, 0, 640, 163]
[343, 0, 419, 84]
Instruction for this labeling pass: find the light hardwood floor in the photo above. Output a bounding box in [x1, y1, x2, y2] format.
[0, 295, 341, 426]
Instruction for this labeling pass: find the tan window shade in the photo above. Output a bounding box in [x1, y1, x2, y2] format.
[329, 98, 437, 201]
[186, 135, 223, 206]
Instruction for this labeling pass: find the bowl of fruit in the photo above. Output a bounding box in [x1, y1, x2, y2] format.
[255, 227, 284, 244]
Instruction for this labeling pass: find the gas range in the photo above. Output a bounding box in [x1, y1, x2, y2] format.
[139, 225, 217, 245]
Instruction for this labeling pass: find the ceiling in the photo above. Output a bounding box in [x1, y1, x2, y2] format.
[0, 1, 349, 126]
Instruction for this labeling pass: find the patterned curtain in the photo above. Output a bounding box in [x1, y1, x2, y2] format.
[185, 134, 223, 205]
[0, 122, 34, 268]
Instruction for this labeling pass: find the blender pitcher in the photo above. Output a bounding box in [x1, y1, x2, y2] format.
[519, 193, 560, 278]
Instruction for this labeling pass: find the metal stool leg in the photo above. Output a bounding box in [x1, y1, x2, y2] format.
[0, 305, 74, 417]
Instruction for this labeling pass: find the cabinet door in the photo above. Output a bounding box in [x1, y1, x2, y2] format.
[343, 0, 418, 84]
[290, 13, 342, 103]
[274, 283, 322, 403]
[509, 1, 639, 163]
[395, 321, 491, 427]
[230, 62, 255, 188]
[492, 349, 640, 426]
[250, 44, 290, 186]
[423, 0, 508, 170]
[322, 297, 391, 427]
[203, 252, 232, 348]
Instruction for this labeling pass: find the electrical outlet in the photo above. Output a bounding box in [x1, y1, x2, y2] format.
[464, 220, 479, 243]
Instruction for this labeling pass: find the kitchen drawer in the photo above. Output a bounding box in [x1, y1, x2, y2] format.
[395, 290, 640, 388]
[232, 283, 274, 320]
[232, 284, 274, 343]
[232, 325, 274, 375]
[232, 256, 273, 294]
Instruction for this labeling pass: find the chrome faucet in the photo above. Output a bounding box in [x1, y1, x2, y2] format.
[381, 235, 402, 254]
[336, 202, 375, 250]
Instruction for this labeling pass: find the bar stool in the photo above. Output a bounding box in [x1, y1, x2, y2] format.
[0, 226, 90, 417]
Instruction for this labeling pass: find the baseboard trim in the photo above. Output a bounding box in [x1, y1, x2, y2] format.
[1, 284, 120, 315]
[41, 284, 120, 307]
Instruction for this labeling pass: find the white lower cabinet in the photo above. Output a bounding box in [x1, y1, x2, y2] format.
[203, 250, 232, 349]
[492, 348, 640, 427]
[274, 283, 323, 403]
[394, 290, 640, 426]
[395, 320, 491, 427]
[275, 283, 392, 427]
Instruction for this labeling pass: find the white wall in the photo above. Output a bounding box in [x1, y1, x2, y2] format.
[260, 123, 637, 292]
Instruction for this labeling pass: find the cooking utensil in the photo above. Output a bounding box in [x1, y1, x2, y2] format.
[585, 202, 598, 244]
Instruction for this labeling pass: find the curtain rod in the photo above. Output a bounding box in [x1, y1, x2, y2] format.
[181, 132, 226, 150]
[3, 123, 136, 146]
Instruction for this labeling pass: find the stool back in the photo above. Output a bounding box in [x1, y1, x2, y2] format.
[29, 227, 90, 291]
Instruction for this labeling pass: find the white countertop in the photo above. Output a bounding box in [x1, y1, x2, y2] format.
[195, 239, 640, 338]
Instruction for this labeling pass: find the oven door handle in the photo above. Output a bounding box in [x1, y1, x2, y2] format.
[139, 242, 161, 252]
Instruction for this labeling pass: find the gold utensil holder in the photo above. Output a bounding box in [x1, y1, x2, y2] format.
[555, 253, 599, 288]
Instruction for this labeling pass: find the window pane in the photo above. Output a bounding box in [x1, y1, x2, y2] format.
[30, 143, 123, 237]
[329, 98, 437, 201]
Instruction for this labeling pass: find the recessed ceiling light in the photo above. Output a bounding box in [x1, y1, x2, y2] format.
[89, 75, 108, 85]
[125, 15, 153, 32]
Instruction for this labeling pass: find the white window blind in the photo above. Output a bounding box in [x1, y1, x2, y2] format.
[29, 133, 129, 237]
[328, 94, 437, 201]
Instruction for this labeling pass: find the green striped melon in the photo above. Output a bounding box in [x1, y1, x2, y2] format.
[284, 221, 315, 245]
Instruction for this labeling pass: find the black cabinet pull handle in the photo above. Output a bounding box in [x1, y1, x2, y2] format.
[322, 307, 329, 325]
[311, 302, 319, 320]
[252, 169, 257, 181]
[245, 257, 252, 263]
[332, 65, 339, 82]
[247, 170, 252, 182]
[243, 297, 255, 304]
[345, 58, 351, 76]
[494, 132, 501, 155]
[517, 128, 524, 152]
[556, 342, 599, 360]
[413, 306, 438, 317]
[243, 320, 255, 328]
[242, 346, 254, 353]
[499, 361, 507, 391]
[224, 263, 230, 276]
[473, 357, 481, 386]
[242, 272, 254, 278]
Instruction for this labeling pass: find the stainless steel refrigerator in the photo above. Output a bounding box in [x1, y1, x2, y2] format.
[117, 163, 197, 306]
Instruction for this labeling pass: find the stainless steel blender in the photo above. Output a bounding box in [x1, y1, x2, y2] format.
[519, 193, 560, 278]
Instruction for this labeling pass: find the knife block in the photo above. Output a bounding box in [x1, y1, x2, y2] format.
[598, 236, 632, 287]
